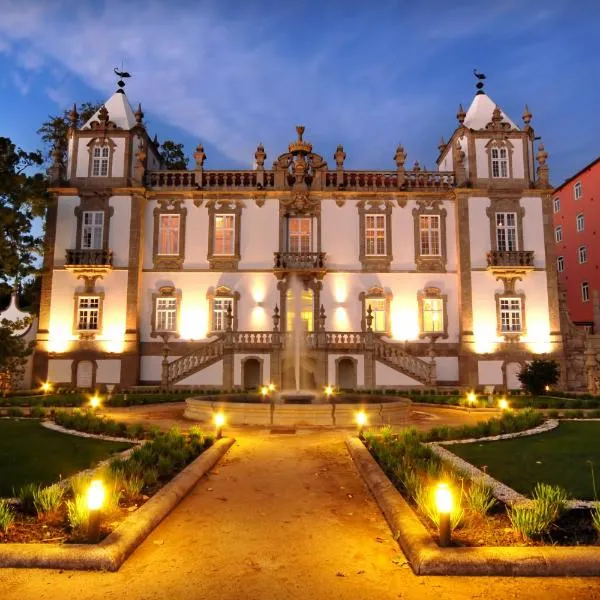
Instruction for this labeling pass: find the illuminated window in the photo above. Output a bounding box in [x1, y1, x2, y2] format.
[499, 298, 522, 333]
[491, 147, 508, 178]
[92, 145, 109, 177]
[288, 217, 311, 253]
[419, 215, 440, 256]
[422, 298, 444, 334]
[366, 298, 387, 333]
[77, 296, 100, 331]
[557, 256, 564, 272]
[576, 213, 585, 232]
[286, 288, 314, 332]
[578, 245, 588, 264]
[574, 182, 582, 200]
[496, 212, 518, 251]
[365, 214, 386, 256]
[214, 214, 235, 255]
[158, 214, 180, 255]
[213, 297, 234, 332]
[81, 211, 104, 249]
[155, 297, 177, 332]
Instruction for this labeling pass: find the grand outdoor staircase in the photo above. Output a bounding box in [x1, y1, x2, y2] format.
[164, 331, 434, 386]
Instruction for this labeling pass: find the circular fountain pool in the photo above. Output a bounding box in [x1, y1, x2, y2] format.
[184, 394, 411, 427]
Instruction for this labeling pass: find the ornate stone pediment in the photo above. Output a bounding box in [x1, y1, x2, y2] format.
[280, 191, 320, 215]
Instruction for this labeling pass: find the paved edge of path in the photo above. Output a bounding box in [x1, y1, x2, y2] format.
[0, 437, 235, 572]
[345, 436, 600, 577]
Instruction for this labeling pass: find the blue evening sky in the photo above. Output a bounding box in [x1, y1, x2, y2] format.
[0, 0, 598, 185]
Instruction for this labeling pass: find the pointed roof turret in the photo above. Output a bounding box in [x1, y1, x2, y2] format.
[82, 91, 137, 130]
[463, 92, 518, 131]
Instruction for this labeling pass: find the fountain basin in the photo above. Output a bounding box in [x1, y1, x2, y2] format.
[184, 396, 411, 427]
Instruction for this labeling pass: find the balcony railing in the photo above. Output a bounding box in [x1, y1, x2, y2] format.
[486, 250, 535, 269]
[325, 170, 455, 190]
[274, 252, 326, 270]
[65, 248, 113, 267]
[146, 170, 275, 190]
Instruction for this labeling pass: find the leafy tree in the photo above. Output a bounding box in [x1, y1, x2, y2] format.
[517, 359, 560, 396]
[159, 140, 189, 170]
[0, 317, 35, 394]
[37, 102, 102, 163]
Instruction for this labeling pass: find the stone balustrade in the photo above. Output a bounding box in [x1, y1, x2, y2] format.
[486, 250, 535, 268]
[65, 248, 113, 266]
[273, 252, 326, 270]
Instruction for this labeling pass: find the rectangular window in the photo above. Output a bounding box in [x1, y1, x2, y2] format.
[288, 217, 311, 253]
[214, 214, 235, 255]
[158, 214, 180, 255]
[212, 298, 234, 332]
[500, 297, 522, 333]
[576, 213, 585, 232]
[574, 182, 582, 200]
[81, 211, 104, 250]
[419, 215, 441, 256]
[491, 147, 508, 178]
[555, 226, 562, 243]
[365, 214, 386, 256]
[553, 197, 560, 213]
[578, 245, 588, 264]
[366, 298, 386, 333]
[155, 297, 177, 332]
[496, 212, 518, 251]
[582, 282, 590, 302]
[557, 256, 564, 272]
[92, 146, 109, 177]
[422, 298, 444, 333]
[77, 296, 100, 331]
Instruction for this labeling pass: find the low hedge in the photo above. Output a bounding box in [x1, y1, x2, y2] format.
[53, 409, 147, 440]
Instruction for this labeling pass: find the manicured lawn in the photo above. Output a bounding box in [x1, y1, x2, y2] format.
[448, 421, 600, 500]
[0, 419, 132, 497]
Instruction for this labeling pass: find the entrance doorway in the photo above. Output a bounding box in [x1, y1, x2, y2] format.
[76, 360, 94, 388]
[336, 357, 357, 390]
[242, 358, 261, 390]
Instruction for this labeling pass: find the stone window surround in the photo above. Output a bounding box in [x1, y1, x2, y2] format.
[358, 199, 393, 272]
[278, 205, 322, 254]
[359, 286, 392, 335]
[576, 213, 585, 232]
[207, 200, 242, 270]
[574, 181, 582, 200]
[555, 225, 563, 243]
[150, 285, 181, 338]
[582, 281, 590, 302]
[240, 355, 264, 389]
[74, 192, 114, 251]
[557, 255, 564, 272]
[578, 245, 588, 264]
[335, 356, 358, 389]
[485, 139, 514, 180]
[86, 138, 116, 178]
[152, 199, 187, 270]
[412, 198, 447, 272]
[277, 278, 321, 333]
[485, 197, 525, 252]
[494, 291, 527, 340]
[417, 286, 449, 339]
[207, 285, 240, 333]
[553, 197, 560, 213]
[72, 290, 105, 339]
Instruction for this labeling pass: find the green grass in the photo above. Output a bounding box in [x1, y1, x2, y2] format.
[0, 420, 132, 497]
[448, 421, 600, 500]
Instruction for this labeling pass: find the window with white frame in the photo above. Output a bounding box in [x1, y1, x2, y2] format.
[92, 145, 109, 177]
[496, 212, 518, 251]
[288, 217, 311, 253]
[576, 213, 585, 232]
[214, 214, 235, 255]
[81, 211, 104, 249]
[421, 297, 444, 334]
[578, 245, 588, 264]
[158, 214, 180, 255]
[557, 256, 564, 272]
[365, 214, 386, 256]
[582, 281, 590, 302]
[553, 197, 560, 213]
[77, 296, 100, 331]
[499, 297, 522, 333]
[574, 182, 582, 200]
[212, 297, 234, 332]
[491, 147, 508, 178]
[366, 298, 387, 333]
[155, 297, 177, 332]
[555, 226, 562, 243]
[419, 215, 441, 256]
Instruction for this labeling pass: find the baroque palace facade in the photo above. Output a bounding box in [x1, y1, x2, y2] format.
[33, 84, 563, 392]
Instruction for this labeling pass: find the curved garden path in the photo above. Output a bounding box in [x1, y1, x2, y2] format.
[1, 407, 599, 599]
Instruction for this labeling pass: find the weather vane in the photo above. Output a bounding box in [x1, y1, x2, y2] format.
[114, 63, 131, 94]
[473, 69, 486, 95]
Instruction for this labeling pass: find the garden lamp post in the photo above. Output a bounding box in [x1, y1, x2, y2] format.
[261, 386, 269, 401]
[87, 479, 105, 543]
[214, 412, 226, 439]
[435, 482, 452, 547]
[324, 385, 333, 400]
[355, 410, 367, 439]
[498, 398, 509, 411]
[41, 381, 52, 394]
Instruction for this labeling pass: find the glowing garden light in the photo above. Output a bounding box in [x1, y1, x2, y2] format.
[434, 482, 453, 547]
[89, 394, 101, 409]
[324, 385, 334, 399]
[498, 398, 509, 411]
[41, 381, 52, 394]
[268, 383, 276, 393]
[467, 392, 476, 405]
[355, 410, 367, 438]
[87, 479, 105, 543]
[214, 412, 226, 439]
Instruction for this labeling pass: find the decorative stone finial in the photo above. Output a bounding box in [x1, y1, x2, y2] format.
[394, 144, 406, 169]
[68, 103, 79, 129]
[153, 134, 160, 149]
[536, 142, 550, 187]
[413, 160, 421, 172]
[255, 143, 266, 169]
[272, 304, 280, 332]
[491, 105, 503, 124]
[134, 103, 144, 125]
[522, 104, 532, 128]
[296, 125, 305, 140]
[194, 143, 206, 169]
[288, 125, 312, 155]
[334, 144, 346, 169]
[98, 105, 109, 124]
[457, 104, 466, 125]
[319, 304, 326, 331]
[438, 137, 446, 154]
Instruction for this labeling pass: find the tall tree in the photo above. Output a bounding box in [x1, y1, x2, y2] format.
[37, 102, 102, 162]
[159, 140, 189, 170]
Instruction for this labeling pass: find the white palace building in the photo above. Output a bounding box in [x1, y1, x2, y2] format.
[33, 81, 563, 392]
